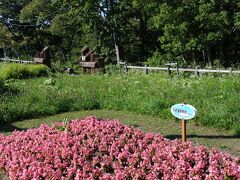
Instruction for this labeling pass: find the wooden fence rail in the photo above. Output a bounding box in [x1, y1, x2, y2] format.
[0, 58, 35, 64]
[121, 63, 240, 75]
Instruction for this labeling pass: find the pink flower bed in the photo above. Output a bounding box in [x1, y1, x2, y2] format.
[0, 117, 239, 179]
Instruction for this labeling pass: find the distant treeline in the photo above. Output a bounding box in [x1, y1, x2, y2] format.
[0, 0, 240, 67]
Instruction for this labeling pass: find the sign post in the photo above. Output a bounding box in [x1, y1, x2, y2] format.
[182, 120, 186, 143]
[171, 103, 197, 143]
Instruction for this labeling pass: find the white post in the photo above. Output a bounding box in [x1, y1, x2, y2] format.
[144, 65, 148, 75]
[195, 66, 200, 77]
[229, 67, 233, 76]
[115, 45, 120, 64]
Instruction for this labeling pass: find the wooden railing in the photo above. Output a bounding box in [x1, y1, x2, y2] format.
[0, 58, 35, 64]
[119, 62, 240, 75]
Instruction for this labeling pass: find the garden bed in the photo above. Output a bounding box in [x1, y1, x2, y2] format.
[0, 117, 239, 179]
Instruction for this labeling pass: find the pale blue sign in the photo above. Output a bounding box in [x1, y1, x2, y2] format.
[171, 104, 197, 120]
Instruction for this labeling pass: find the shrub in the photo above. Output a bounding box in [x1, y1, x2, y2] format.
[0, 117, 239, 179]
[0, 79, 19, 95]
[0, 80, 4, 92]
[28, 64, 50, 77]
[0, 63, 49, 80]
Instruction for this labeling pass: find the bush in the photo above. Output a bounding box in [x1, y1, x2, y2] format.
[0, 80, 4, 92]
[0, 117, 239, 179]
[28, 64, 50, 77]
[0, 79, 19, 95]
[0, 63, 50, 80]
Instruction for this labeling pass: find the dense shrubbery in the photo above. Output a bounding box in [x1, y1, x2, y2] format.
[0, 80, 4, 93]
[0, 117, 239, 179]
[1, 73, 240, 134]
[0, 64, 50, 80]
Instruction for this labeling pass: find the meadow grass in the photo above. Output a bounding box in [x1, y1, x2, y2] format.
[0, 63, 49, 80]
[0, 72, 240, 134]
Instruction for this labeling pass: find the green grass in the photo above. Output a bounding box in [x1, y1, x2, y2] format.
[0, 63, 50, 80]
[1, 109, 239, 156]
[1, 72, 240, 134]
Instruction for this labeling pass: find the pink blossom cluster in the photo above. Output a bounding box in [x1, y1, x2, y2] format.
[0, 116, 239, 179]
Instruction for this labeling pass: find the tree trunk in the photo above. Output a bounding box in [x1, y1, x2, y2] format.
[207, 45, 213, 67]
[59, 46, 67, 64]
[202, 50, 206, 65]
[12, 47, 20, 60]
[3, 44, 7, 58]
[219, 36, 229, 67]
[138, 11, 147, 61]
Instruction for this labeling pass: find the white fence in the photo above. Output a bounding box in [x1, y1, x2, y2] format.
[0, 58, 35, 64]
[119, 62, 240, 75]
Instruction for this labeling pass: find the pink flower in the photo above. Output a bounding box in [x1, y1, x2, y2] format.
[0, 117, 239, 179]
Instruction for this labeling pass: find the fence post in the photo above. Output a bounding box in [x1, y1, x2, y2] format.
[195, 66, 200, 77]
[176, 64, 179, 77]
[229, 67, 233, 76]
[167, 65, 171, 76]
[144, 65, 149, 75]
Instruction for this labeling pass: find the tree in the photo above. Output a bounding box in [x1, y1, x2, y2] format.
[0, 0, 39, 59]
[149, 0, 240, 67]
[1, 0, 240, 67]
[0, 22, 13, 57]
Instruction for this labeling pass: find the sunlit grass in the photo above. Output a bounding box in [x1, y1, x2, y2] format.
[0, 72, 240, 134]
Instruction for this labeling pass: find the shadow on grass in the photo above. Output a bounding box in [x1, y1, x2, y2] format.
[0, 123, 27, 134]
[165, 134, 240, 140]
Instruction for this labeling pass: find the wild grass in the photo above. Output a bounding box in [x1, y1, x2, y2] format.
[0, 63, 50, 80]
[0, 72, 240, 134]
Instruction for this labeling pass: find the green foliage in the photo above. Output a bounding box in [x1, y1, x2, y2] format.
[147, 52, 175, 66]
[43, 78, 56, 86]
[0, 0, 240, 67]
[0, 64, 50, 80]
[105, 64, 121, 75]
[0, 80, 8, 95]
[0, 73, 240, 135]
[149, 0, 240, 67]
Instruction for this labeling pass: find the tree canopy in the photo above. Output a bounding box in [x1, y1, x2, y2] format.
[0, 0, 240, 67]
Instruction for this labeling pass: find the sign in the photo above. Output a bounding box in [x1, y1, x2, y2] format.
[82, 56, 86, 61]
[171, 103, 197, 143]
[171, 103, 197, 120]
